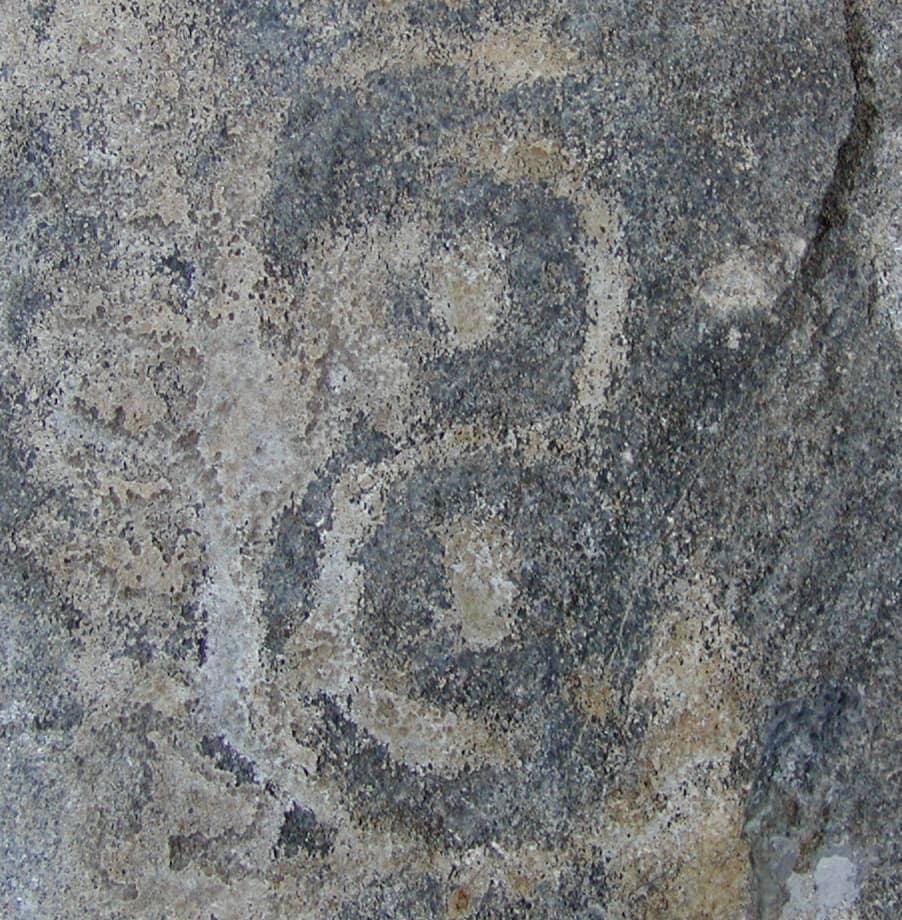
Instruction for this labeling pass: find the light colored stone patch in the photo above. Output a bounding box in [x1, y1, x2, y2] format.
[190, 124, 311, 751]
[96, 523, 184, 596]
[0, 9, 289, 847]
[603, 575, 755, 918]
[783, 853, 861, 920]
[308, 7, 583, 94]
[727, 325, 743, 350]
[291, 217, 424, 440]
[0, 0, 224, 230]
[447, 126, 577, 187]
[453, 21, 579, 92]
[214, 165, 471, 794]
[439, 514, 518, 649]
[569, 191, 630, 410]
[697, 245, 787, 317]
[427, 233, 509, 350]
[67, 698, 277, 920]
[193, 179, 425, 760]
[866, 127, 902, 338]
[75, 357, 168, 436]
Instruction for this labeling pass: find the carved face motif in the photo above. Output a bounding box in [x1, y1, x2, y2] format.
[257, 48, 635, 862]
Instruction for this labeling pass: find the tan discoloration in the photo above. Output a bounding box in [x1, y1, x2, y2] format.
[568, 664, 618, 725]
[440, 514, 518, 649]
[307, 7, 582, 94]
[427, 233, 509, 350]
[697, 244, 792, 318]
[452, 21, 580, 92]
[603, 575, 754, 918]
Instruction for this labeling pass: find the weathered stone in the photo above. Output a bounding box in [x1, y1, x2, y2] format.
[1, 1, 899, 917]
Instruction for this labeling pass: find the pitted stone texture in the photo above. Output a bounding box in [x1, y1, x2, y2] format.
[1, 1, 899, 919]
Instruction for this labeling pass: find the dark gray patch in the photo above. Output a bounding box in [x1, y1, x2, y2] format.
[78, 704, 159, 839]
[387, 276, 444, 340]
[469, 881, 536, 919]
[337, 869, 444, 920]
[0, 738, 70, 916]
[467, 849, 608, 919]
[310, 692, 507, 851]
[264, 86, 391, 274]
[0, 372, 86, 751]
[404, 0, 482, 38]
[159, 249, 195, 314]
[601, 1, 848, 298]
[163, 600, 208, 667]
[421, 178, 589, 424]
[200, 734, 257, 787]
[260, 421, 394, 661]
[0, 401, 40, 530]
[32, 698, 83, 733]
[191, 117, 229, 179]
[28, 0, 56, 41]
[743, 685, 859, 918]
[557, 853, 609, 917]
[308, 690, 632, 854]
[168, 832, 204, 872]
[354, 451, 626, 718]
[333, 412, 396, 470]
[0, 114, 54, 233]
[265, 69, 473, 279]
[0, 528, 85, 749]
[259, 473, 333, 657]
[4, 274, 49, 344]
[205, 0, 315, 92]
[267, 74, 591, 425]
[276, 801, 336, 858]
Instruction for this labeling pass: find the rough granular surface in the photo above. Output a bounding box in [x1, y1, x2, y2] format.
[1, 2, 900, 918]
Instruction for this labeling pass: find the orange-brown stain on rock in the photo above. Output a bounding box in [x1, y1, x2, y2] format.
[448, 886, 471, 916]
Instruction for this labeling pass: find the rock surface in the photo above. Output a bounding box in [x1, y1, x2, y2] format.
[1, 2, 900, 918]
